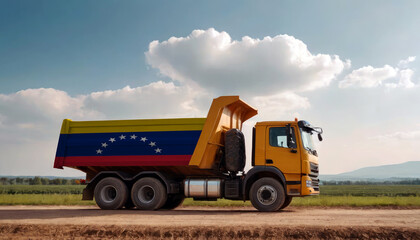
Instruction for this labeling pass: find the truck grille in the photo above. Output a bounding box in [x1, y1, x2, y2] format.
[309, 162, 319, 191]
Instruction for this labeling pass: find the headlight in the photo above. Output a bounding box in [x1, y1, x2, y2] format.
[306, 180, 312, 187]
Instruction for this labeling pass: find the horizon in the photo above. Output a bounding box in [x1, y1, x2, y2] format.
[1, 1, 419, 176]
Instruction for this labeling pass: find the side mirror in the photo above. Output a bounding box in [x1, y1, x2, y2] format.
[318, 134, 323, 141]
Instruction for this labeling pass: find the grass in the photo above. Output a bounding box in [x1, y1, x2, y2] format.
[0, 194, 94, 205]
[320, 185, 420, 197]
[0, 185, 85, 194]
[0, 185, 419, 207]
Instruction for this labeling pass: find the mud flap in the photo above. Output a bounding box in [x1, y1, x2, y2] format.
[82, 187, 94, 200]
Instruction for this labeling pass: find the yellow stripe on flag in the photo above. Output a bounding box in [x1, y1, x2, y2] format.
[60, 118, 206, 134]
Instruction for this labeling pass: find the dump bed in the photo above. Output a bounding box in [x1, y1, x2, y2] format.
[189, 96, 257, 168]
[54, 118, 206, 169]
[54, 96, 257, 174]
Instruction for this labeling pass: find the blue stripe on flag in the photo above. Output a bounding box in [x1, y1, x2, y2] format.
[55, 130, 202, 157]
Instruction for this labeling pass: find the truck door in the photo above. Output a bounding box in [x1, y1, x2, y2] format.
[265, 126, 301, 174]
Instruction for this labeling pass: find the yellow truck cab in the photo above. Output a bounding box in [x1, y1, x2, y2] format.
[54, 96, 322, 212]
[253, 121, 321, 198]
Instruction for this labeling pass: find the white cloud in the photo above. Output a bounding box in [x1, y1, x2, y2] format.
[339, 57, 417, 89]
[83, 81, 208, 119]
[0, 82, 207, 131]
[0, 88, 94, 126]
[398, 56, 416, 68]
[252, 92, 310, 119]
[371, 129, 420, 141]
[0, 88, 100, 142]
[385, 69, 416, 89]
[397, 69, 415, 88]
[339, 65, 398, 88]
[146, 28, 348, 95]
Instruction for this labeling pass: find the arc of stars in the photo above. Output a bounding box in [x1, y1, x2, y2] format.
[96, 133, 163, 154]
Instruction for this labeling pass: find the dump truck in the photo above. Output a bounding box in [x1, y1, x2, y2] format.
[54, 96, 323, 212]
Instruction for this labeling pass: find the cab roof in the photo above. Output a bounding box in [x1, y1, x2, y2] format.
[255, 120, 299, 126]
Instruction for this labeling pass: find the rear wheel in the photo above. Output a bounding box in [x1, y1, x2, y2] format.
[131, 177, 167, 210]
[94, 177, 128, 210]
[161, 194, 185, 210]
[249, 177, 285, 212]
[278, 196, 293, 210]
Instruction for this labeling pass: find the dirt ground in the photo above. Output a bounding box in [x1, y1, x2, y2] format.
[0, 206, 419, 239]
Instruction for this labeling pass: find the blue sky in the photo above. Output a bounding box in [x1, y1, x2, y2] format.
[2, 1, 419, 94]
[0, 1, 419, 176]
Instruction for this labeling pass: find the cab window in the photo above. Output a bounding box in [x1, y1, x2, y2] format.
[269, 127, 297, 148]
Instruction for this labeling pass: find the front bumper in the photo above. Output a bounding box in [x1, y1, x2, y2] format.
[301, 175, 320, 196]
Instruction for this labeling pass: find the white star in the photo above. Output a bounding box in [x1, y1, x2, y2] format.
[101, 142, 108, 148]
[109, 138, 116, 143]
[155, 148, 162, 153]
[140, 137, 147, 142]
[130, 134, 137, 140]
[96, 149, 103, 154]
[149, 142, 156, 147]
[119, 135, 126, 140]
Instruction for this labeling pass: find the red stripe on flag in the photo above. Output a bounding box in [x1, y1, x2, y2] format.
[54, 155, 191, 168]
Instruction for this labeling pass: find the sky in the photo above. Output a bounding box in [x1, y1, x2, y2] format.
[0, 0, 419, 176]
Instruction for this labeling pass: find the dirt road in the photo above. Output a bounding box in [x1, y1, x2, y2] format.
[0, 206, 419, 239]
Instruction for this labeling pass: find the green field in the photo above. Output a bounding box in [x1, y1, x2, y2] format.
[0, 185, 419, 207]
[320, 185, 420, 197]
[0, 185, 84, 194]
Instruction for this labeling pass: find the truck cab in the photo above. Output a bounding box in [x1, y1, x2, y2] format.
[253, 120, 321, 198]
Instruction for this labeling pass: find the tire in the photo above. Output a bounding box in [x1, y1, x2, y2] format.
[249, 177, 285, 212]
[278, 196, 293, 210]
[225, 129, 246, 172]
[94, 177, 128, 210]
[161, 194, 185, 210]
[131, 177, 167, 210]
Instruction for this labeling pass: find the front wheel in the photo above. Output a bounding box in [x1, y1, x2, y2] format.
[278, 196, 293, 210]
[249, 177, 285, 212]
[131, 177, 167, 210]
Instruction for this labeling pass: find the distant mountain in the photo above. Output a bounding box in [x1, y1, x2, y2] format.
[321, 161, 420, 181]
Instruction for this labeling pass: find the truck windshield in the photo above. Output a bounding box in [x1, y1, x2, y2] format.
[300, 129, 316, 154]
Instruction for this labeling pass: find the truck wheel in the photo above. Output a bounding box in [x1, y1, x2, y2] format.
[94, 177, 128, 210]
[131, 177, 167, 210]
[161, 194, 185, 210]
[249, 177, 285, 212]
[278, 196, 293, 210]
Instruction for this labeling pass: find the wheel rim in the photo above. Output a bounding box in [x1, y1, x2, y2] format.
[138, 185, 155, 204]
[257, 185, 277, 206]
[101, 185, 117, 203]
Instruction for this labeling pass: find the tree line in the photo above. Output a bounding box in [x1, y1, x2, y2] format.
[0, 177, 82, 185]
